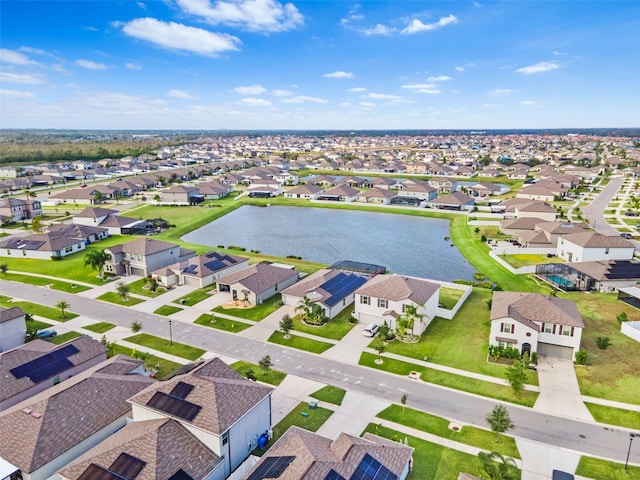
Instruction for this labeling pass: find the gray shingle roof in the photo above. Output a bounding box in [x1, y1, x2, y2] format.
[491, 292, 584, 329]
[0, 306, 24, 324]
[355, 274, 439, 305]
[218, 263, 298, 294]
[562, 231, 634, 248]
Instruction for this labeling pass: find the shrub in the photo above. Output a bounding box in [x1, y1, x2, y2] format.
[481, 235, 487, 242]
[530, 352, 538, 364]
[575, 349, 587, 365]
[50, 255, 63, 261]
[228, 245, 246, 251]
[616, 312, 628, 324]
[596, 337, 611, 350]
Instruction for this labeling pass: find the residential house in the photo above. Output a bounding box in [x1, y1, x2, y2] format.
[428, 177, 458, 193]
[158, 184, 201, 205]
[128, 358, 273, 478]
[558, 232, 635, 263]
[317, 185, 359, 202]
[281, 269, 368, 320]
[73, 206, 148, 235]
[104, 238, 196, 277]
[0, 335, 107, 410]
[284, 184, 324, 200]
[427, 192, 475, 211]
[153, 251, 249, 288]
[357, 187, 397, 204]
[0, 307, 25, 353]
[0, 355, 154, 480]
[243, 426, 414, 480]
[199, 181, 234, 200]
[489, 291, 584, 359]
[394, 181, 438, 201]
[47, 223, 109, 244]
[353, 274, 440, 336]
[499, 198, 557, 221]
[0, 231, 88, 259]
[464, 182, 502, 197]
[0, 198, 42, 222]
[217, 263, 299, 305]
[50, 188, 98, 205]
[537, 260, 640, 293]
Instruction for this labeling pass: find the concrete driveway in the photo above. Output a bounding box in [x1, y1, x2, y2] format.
[534, 356, 594, 422]
[316, 390, 390, 439]
[321, 322, 372, 364]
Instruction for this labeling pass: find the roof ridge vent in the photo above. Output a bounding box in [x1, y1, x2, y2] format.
[30, 411, 42, 419]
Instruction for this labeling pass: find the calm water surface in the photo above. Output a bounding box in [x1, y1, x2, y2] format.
[183, 206, 476, 281]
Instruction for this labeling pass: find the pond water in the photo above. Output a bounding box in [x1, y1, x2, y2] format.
[182, 206, 476, 281]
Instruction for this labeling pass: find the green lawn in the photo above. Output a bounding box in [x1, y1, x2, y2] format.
[212, 294, 283, 321]
[49, 331, 82, 345]
[31, 319, 53, 331]
[362, 424, 512, 480]
[268, 331, 334, 354]
[230, 360, 287, 386]
[0, 272, 91, 293]
[438, 287, 465, 310]
[360, 352, 538, 407]
[569, 292, 640, 404]
[194, 313, 252, 333]
[97, 291, 145, 306]
[127, 278, 167, 298]
[124, 333, 205, 361]
[110, 343, 182, 379]
[153, 305, 184, 316]
[172, 285, 216, 306]
[0, 295, 78, 321]
[575, 456, 640, 479]
[310, 385, 346, 405]
[585, 402, 640, 429]
[379, 289, 538, 385]
[499, 254, 563, 269]
[0, 235, 126, 285]
[254, 402, 334, 455]
[83, 321, 116, 334]
[291, 307, 356, 340]
[377, 404, 520, 459]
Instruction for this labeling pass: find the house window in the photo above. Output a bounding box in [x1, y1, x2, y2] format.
[544, 323, 553, 333]
[22, 250, 26, 256]
[562, 326, 573, 336]
[498, 341, 514, 349]
[377, 299, 388, 308]
[222, 431, 228, 446]
[6, 250, 10, 255]
[65, 246, 73, 253]
[500, 322, 515, 334]
[605, 248, 610, 254]
[360, 296, 370, 305]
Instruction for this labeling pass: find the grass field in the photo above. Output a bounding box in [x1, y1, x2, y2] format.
[268, 331, 334, 354]
[499, 254, 563, 269]
[83, 322, 116, 334]
[377, 404, 520, 459]
[310, 385, 346, 405]
[230, 360, 287, 386]
[124, 333, 206, 361]
[0, 272, 91, 293]
[127, 278, 167, 298]
[172, 285, 216, 306]
[291, 307, 356, 340]
[97, 291, 145, 306]
[0, 295, 78, 321]
[212, 294, 283, 321]
[438, 287, 466, 310]
[153, 305, 184, 316]
[575, 456, 640, 479]
[360, 352, 538, 407]
[585, 402, 640, 429]
[49, 331, 82, 345]
[194, 313, 252, 333]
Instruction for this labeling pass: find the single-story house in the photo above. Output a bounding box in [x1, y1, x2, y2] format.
[0, 307, 25, 354]
[244, 426, 414, 480]
[158, 185, 201, 205]
[198, 181, 234, 199]
[558, 232, 635, 263]
[47, 224, 109, 244]
[73, 206, 148, 235]
[153, 251, 249, 288]
[128, 358, 273, 479]
[357, 187, 397, 204]
[353, 274, 440, 336]
[104, 238, 196, 277]
[217, 263, 299, 305]
[489, 291, 584, 360]
[537, 260, 640, 293]
[427, 192, 475, 211]
[281, 269, 368, 319]
[394, 181, 438, 201]
[0, 231, 88, 259]
[284, 184, 324, 200]
[317, 185, 359, 202]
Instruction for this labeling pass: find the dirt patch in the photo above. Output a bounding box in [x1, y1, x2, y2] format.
[220, 300, 252, 309]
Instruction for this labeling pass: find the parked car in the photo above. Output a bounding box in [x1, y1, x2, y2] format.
[620, 233, 633, 239]
[362, 324, 380, 337]
[36, 329, 57, 339]
[625, 211, 638, 217]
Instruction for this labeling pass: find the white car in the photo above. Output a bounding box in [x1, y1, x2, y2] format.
[362, 324, 380, 337]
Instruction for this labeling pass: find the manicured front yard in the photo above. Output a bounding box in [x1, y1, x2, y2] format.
[124, 333, 205, 361]
[585, 402, 640, 429]
[0, 272, 91, 293]
[254, 402, 334, 455]
[173, 285, 216, 306]
[97, 291, 145, 306]
[229, 360, 287, 386]
[127, 278, 167, 298]
[0, 295, 78, 321]
[153, 305, 183, 316]
[49, 331, 82, 345]
[575, 456, 640, 479]
[212, 294, 283, 321]
[310, 385, 346, 405]
[377, 404, 520, 459]
[291, 307, 356, 340]
[31, 319, 53, 331]
[360, 352, 538, 407]
[110, 343, 182, 379]
[194, 313, 252, 333]
[83, 321, 116, 334]
[268, 331, 334, 354]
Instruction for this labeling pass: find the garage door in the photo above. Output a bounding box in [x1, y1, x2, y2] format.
[537, 343, 574, 360]
[183, 276, 201, 287]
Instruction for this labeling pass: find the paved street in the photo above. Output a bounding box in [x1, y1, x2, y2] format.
[1, 279, 638, 467]
[582, 177, 624, 236]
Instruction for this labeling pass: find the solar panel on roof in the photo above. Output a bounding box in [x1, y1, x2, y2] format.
[321, 273, 368, 307]
[203, 259, 226, 271]
[168, 468, 194, 480]
[325, 470, 347, 480]
[10, 344, 80, 384]
[349, 454, 397, 480]
[169, 381, 194, 400]
[78, 464, 122, 480]
[109, 452, 146, 479]
[183, 265, 198, 274]
[146, 391, 201, 421]
[247, 456, 295, 480]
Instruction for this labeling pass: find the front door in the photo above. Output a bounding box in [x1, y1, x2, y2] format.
[232, 289, 237, 300]
[521, 343, 532, 357]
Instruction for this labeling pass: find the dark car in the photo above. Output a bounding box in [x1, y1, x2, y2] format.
[36, 329, 57, 339]
[625, 211, 638, 217]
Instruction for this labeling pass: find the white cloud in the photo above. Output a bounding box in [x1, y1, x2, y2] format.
[18, 46, 50, 56]
[428, 75, 451, 82]
[121, 18, 241, 56]
[359, 101, 375, 107]
[176, 0, 303, 33]
[490, 88, 513, 96]
[1, 89, 35, 98]
[516, 61, 560, 74]
[52, 64, 70, 74]
[368, 93, 402, 100]
[281, 95, 327, 104]
[167, 89, 198, 99]
[323, 71, 354, 79]
[125, 62, 143, 70]
[75, 59, 108, 70]
[340, 102, 353, 106]
[481, 103, 496, 108]
[236, 97, 272, 106]
[455, 66, 464, 72]
[401, 14, 458, 35]
[272, 89, 294, 97]
[401, 83, 440, 94]
[137, 2, 147, 9]
[348, 87, 367, 92]
[0, 72, 44, 84]
[234, 84, 267, 96]
[360, 24, 396, 36]
[520, 100, 537, 106]
[0, 48, 39, 65]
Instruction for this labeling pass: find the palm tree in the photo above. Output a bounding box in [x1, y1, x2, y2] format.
[477, 451, 518, 480]
[84, 250, 111, 278]
[403, 305, 425, 336]
[295, 296, 314, 322]
[55, 300, 70, 319]
[24, 312, 37, 341]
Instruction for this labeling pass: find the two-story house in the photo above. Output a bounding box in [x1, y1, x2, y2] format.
[558, 232, 635, 263]
[104, 238, 195, 277]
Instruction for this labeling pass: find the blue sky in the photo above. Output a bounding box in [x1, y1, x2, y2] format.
[1, 1, 638, 130]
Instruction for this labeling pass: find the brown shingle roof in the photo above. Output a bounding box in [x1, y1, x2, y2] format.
[0, 306, 24, 324]
[491, 292, 584, 329]
[562, 231, 634, 248]
[218, 263, 298, 294]
[355, 274, 439, 305]
[115, 237, 179, 255]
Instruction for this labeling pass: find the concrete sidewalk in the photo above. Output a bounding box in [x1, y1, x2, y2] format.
[316, 390, 390, 439]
